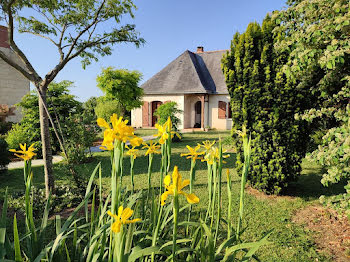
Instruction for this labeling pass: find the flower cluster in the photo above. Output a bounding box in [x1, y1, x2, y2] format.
[97, 114, 142, 150]
[154, 117, 181, 144]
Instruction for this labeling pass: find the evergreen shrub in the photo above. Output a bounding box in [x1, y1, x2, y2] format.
[222, 15, 313, 194]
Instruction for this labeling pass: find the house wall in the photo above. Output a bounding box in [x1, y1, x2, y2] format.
[183, 95, 202, 129]
[0, 46, 30, 122]
[208, 94, 232, 130]
[131, 95, 185, 129]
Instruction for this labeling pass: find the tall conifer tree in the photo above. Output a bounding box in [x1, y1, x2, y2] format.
[222, 15, 313, 194]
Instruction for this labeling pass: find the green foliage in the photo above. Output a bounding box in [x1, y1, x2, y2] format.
[0, 121, 12, 135]
[6, 81, 96, 161]
[1, 0, 145, 69]
[6, 123, 41, 156]
[82, 96, 98, 123]
[8, 184, 83, 218]
[154, 102, 182, 130]
[222, 15, 313, 194]
[276, 0, 350, 210]
[95, 97, 122, 121]
[96, 67, 143, 115]
[0, 138, 10, 174]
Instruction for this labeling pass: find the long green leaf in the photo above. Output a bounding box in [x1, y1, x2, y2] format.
[13, 214, 22, 262]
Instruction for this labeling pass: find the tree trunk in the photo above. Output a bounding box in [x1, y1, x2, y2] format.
[38, 85, 55, 197]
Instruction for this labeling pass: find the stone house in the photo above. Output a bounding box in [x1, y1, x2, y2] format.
[131, 47, 232, 130]
[0, 25, 30, 122]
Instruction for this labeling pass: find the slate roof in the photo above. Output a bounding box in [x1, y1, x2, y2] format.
[141, 50, 229, 95]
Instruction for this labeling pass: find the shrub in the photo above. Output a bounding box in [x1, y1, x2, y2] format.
[8, 184, 83, 218]
[5, 123, 42, 157]
[0, 138, 10, 173]
[95, 98, 122, 121]
[222, 16, 313, 194]
[0, 121, 13, 135]
[154, 101, 182, 141]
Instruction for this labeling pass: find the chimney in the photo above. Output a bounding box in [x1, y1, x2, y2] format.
[0, 26, 10, 48]
[196, 46, 204, 53]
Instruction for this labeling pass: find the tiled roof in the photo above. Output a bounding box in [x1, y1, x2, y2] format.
[141, 49, 229, 94]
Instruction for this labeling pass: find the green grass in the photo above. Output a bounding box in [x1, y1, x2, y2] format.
[1, 131, 345, 261]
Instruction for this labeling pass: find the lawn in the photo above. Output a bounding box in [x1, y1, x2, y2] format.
[1, 131, 345, 261]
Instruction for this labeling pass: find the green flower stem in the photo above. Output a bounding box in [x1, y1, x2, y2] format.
[236, 133, 251, 241]
[130, 156, 135, 193]
[172, 193, 179, 261]
[187, 159, 196, 235]
[111, 140, 122, 215]
[147, 153, 154, 195]
[227, 171, 232, 240]
[211, 161, 217, 229]
[215, 141, 223, 244]
[205, 163, 213, 221]
[151, 205, 163, 262]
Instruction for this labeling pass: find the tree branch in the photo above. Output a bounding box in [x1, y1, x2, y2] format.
[0, 49, 37, 81]
[6, 1, 41, 85]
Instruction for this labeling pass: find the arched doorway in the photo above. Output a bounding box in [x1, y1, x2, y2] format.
[151, 101, 162, 126]
[194, 101, 201, 128]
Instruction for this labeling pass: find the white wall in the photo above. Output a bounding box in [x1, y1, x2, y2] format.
[208, 94, 232, 130]
[131, 95, 185, 129]
[0, 47, 30, 122]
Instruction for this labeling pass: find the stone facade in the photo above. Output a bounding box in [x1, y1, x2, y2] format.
[0, 26, 30, 122]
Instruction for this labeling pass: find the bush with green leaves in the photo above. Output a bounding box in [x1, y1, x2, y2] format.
[222, 15, 313, 194]
[0, 138, 10, 174]
[6, 123, 42, 157]
[154, 101, 182, 134]
[94, 97, 122, 121]
[6, 81, 96, 162]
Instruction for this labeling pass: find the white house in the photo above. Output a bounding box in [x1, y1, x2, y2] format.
[0, 25, 30, 122]
[131, 47, 232, 130]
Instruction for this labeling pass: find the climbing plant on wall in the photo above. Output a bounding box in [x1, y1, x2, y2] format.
[222, 15, 314, 194]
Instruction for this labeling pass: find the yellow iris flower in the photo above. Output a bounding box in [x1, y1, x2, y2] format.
[202, 146, 230, 165]
[97, 114, 136, 150]
[142, 140, 161, 156]
[161, 166, 200, 206]
[180, 145, 204, 161]
[9, 143, 36, 161]
[129, 136, 143, 147]
[200, 140, 216, 152]
[154, 117, 181, 144]
[107, 206, 141, 233]
[125, 145, 139, 159]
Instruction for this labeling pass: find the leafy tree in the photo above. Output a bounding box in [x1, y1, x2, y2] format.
[82, 96, 98, 123]
[96, 67, 143, 116]
[222, 15, 313, 194]
[0, 0, 144, 196]
[275, 0, 350, 203]
[94, 97, 122, 121]
[15, 81, 82, 154]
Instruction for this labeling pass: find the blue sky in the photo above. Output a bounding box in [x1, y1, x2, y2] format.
[11, 0, 286, 101]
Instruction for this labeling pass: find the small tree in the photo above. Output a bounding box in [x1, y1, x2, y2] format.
[154, 102, 182, 134]
[94, 97, 122, 121]
[96, 67, 143, 116]
[0, 0, 144, 196]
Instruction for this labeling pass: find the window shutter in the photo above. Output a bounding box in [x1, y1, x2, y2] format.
[142, 101, 149, 127]
[218, 101, 227, 119]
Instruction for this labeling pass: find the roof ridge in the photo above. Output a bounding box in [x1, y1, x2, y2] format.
[197, 49, 229, 54]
